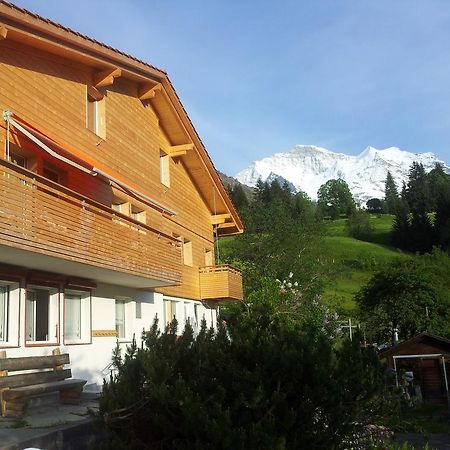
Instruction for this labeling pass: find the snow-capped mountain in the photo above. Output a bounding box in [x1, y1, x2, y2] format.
[234, 145, 450, 204]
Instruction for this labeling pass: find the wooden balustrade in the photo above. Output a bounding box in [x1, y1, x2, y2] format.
[199, 265, 243, 301]
[0, 159, 182, 285]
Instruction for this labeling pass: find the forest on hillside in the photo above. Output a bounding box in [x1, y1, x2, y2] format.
[224, 161, 450, 342]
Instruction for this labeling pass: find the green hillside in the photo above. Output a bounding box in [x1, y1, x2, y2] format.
[322, 215, 407, 315]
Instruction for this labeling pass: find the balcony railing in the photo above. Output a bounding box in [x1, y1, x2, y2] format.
[199, 264, 243, 301]
[0, 159, 182, 286]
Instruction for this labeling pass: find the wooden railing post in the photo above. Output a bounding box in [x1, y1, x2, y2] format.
[52, 348, 63, 371]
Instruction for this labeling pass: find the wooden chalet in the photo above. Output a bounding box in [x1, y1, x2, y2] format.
[0, 1, 243, 389]
[379, 333, 450, 407]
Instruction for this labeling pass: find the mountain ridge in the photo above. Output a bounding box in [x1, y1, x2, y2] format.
[235, 145, 450, 203]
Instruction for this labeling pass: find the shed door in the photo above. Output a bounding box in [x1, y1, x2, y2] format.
[420, 359, 443, 401]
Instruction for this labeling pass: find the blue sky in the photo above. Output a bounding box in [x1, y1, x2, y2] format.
[12, 0, 450, 175]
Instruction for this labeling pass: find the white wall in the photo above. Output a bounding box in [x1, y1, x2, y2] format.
[1, 282, 218, 391]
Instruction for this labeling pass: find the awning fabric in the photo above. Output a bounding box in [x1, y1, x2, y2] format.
[3, 111, 176, 216]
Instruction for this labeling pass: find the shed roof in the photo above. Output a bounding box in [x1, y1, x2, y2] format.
[379, 333, 450, 359]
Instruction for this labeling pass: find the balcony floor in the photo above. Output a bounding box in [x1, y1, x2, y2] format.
[0, 244, 175, 288]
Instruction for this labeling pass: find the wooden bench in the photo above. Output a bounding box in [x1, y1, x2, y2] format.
[0, 349, 86, 418]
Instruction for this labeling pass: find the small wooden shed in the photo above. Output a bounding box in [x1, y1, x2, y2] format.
[379, 333, 450, 408]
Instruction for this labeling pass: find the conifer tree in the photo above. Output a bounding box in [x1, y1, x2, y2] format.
[391, 198, 411, 250]
[405, 162, 434, 252]
[435, 176, 450, 250]
[384, 171, 399, 214]
[228, 183, 249, 213]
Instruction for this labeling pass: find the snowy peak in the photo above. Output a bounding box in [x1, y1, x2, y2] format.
[235, 145, 449, 204]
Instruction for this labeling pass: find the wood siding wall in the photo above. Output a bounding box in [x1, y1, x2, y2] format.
[0, 38, 227, 298]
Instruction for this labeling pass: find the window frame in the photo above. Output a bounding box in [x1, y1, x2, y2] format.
[25, 284, 60, 347]
[183, 240, 193, 266]
[160, 150, 170, 188]
[0, 280, 20, 348]
[86, 92, 106, 139]
[63, 289, 92, 345]
[115, 297, 133, 342]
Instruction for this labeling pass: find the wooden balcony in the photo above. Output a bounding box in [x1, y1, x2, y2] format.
[199, 265, 243, 301]
[0, 160, 182, 287]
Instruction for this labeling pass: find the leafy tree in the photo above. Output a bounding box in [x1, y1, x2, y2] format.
[384, 171, 399, 214]
[356, 258, 450, 343]
[317, 178, 356, 219]
[366, 198, 383, 214]
[346, 210, 374, 241]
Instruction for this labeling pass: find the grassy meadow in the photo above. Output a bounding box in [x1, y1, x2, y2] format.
[322, 215, 407, 315]
[219, 214, 409, 317]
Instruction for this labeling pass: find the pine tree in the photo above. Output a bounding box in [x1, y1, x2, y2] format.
[402, 162, 434, 252]
[405, 162, 431, 214]
[228, 183, 249, 212]
[435, 175, 450, 250]
[391, 198, 411, 250]
[384, 171, 399, 214]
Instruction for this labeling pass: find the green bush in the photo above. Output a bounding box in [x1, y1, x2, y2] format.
[346, 210, 374, 241]
[97, 288, 391, 450]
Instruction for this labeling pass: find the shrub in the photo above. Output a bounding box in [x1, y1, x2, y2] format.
[97, 290, 389, 450]
[346, 210, 374, 241]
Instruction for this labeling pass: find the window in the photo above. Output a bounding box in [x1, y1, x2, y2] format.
[65, 294, 81, 341]
[194, 304, 199, 331]
[160, 150, 170, 187]
[115, 299, 126, 339]
[0, 282, 19, 347]
[204, 249, 213, 266]
[64, 291, 91, 344]
[183, 240, 193, 266]
[135, 300, 142, 319]
[87, 93, 106, 139]
[164, 298, 178, 327]
[43, 162, 65, 184]
[26, 286, 59, 344]
[112, 199, 131, 216]
[0, 285, 9, 342]
[9, 151, 27, 169]
[115, 297, 132, 340]
[131, 205, 146, 224]
[112, 196, 146, 225]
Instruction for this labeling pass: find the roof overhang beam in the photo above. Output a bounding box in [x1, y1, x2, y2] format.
[168, 143, 194, 158]
[94, 68, 121, 88]
[211, 214, 232, 225]
[139, 83, 162, 101]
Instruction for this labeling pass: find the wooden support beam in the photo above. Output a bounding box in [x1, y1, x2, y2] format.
[93, 68, 121, 88]
[0, 26, 7, 40]
[211, 214, 232, 225]
[139, 83, 162, 101]
[167, 143, 194, 158]
[217, 222, 236, 229]
[87, 84, 104, 101]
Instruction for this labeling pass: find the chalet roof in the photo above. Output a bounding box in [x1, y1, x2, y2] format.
[0, 1, 243, 235]
[0, 0, 166, 75]
[379, 332, 450, 359]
